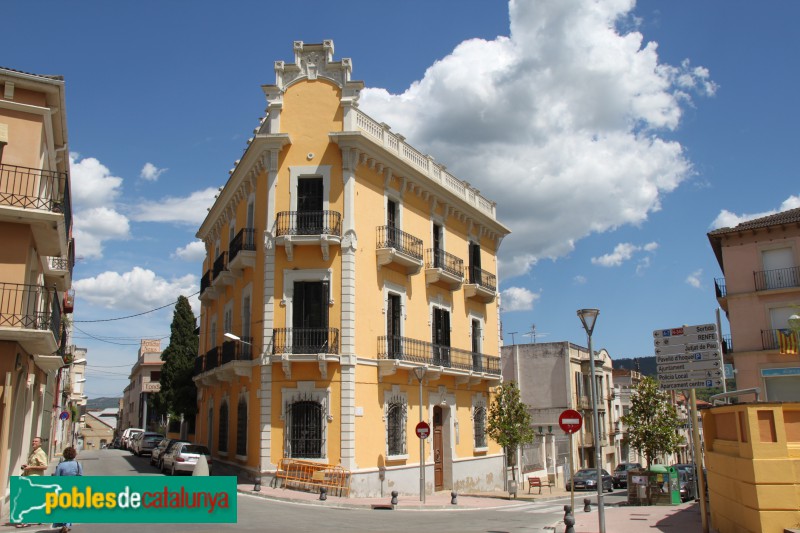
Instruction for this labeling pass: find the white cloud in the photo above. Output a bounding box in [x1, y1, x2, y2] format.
[500, 286, 541, 312]
[359, 0, 713, 280]
[74, 267, 197, 312]
[140, 162, 167, 181]
[686, 269, 703, 289]
[173, 240, 207, 262]
[710, 195, 800, 229]
[573, 275, 587, 285]
[592, 242, 639, 267]
[132, 188, 217, 225]
[643, 241, 659, 252]
[635, 256, 651, 276]
[73, 207, 131, 259]
[69, 153, 123, 209]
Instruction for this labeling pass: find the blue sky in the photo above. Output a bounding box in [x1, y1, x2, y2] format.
[6, 1, 799, 398]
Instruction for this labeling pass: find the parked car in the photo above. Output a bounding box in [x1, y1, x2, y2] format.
[566, 468, 613, 492]
[133, 432, 165, 456]
[612, 462, 642, 488]
[120, 428, 143, 451]
[110, 437, 122, 449]
[161, 442, 212, 476]
[129, 432, 145, 453]
[150, 438, 176, 467]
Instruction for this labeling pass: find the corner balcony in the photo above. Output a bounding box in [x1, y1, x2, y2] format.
[0, 163, 72, 256]
[464, 266, 497, 303]
[228, 228, 257, 274]
[198, 270, 218, 304]
[275, 211, 342, 261]
[761, 329, 799, 352]
[43, 238, 75, 292]
[194, 340, 255, 386]
[714, 277, 728, 312]
[375, 226, 423, 275]
[754, 266, 800, 292]
[211, 252, 234, 289]
[270, 327, 340, 380]
[0, 282, 61, 356]
[424, 249, 464, 290]
[376, 334, 501, 385]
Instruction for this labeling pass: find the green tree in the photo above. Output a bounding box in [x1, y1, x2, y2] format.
[486, 382, 536, 481]
[621, 376, 684, 467]
[158, 296, 198, 421]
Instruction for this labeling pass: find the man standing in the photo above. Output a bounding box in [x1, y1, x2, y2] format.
[21, 436, 48, 476]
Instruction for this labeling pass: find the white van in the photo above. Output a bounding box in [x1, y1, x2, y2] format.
[121, 428, 143, 451]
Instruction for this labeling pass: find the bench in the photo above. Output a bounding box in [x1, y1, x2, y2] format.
[528, 476, 553, 494]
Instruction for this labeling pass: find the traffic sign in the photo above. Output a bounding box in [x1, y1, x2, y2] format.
[559, 409, 583, 434]
[659, 379, 723, 391]
[654, 342, 720, 355]
[656, 350, 722, 365]
[415, 421, 430, 439]
[724, 363, 734, 379]
[657, 360, 721, 374]
[653, 331, 718, 347]
[59, 411, 70, 421]
[653, 324, 716, 338]
[659, 369, 724, 383]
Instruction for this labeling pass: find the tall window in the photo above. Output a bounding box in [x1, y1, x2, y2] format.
[387, 293, 402, 358]
[432, 307, 451, 367]
[474, 405, 487, 448]
[236, 397, 247, 456]
[471, 319, 482, 371]
[287, 400, 323, 458]
[292, 281, 329, 353]
[386, 397, 407, 456]
[218, 402, 229, 453]
[297, 177, 323, 234]
[469, 242, 481, 284]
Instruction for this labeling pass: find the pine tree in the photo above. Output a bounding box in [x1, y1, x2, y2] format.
[621, 376, 684, 467]
[486, 381, 536, 481]
[158, 295, 199, 420]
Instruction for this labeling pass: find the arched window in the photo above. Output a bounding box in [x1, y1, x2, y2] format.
[474, 405, 487, 448]
[236, 397, 247, 456]
[218, 402, 229, 453]
[386, 398, 407, 456]
[286, 400, 323, 458]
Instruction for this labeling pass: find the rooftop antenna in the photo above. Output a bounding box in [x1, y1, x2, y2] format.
[523, 324, 548, 344]
[509, 332, 518, 345]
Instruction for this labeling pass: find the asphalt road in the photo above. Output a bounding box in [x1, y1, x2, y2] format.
[26, 449, 629, 533]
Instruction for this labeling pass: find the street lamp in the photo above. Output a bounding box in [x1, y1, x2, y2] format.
[74, 378, 86, 383]
[413, 366, 427, 503]
[577, 308, 605, 533]
[788, 314, 800, 334]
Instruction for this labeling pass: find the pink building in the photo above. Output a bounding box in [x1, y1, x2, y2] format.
[708, 207, 800, 400]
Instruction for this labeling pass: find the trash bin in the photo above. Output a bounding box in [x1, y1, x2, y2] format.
[648, 465, 680, 506]
[667, 466, 681, 505]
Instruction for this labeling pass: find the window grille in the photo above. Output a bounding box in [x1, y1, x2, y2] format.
[286, 399, 324, 458]
[218, 402, 229, 452]
[474, 406, 487, 448]
[236, 398, 247, 456]
[387, 398, 407, 456]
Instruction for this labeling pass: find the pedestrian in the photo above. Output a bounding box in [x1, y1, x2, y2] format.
[17, 436, 49, 528]
[52, 446, 82, 533]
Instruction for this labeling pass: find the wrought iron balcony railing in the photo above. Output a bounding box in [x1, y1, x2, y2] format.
[221, 337, 253, 364]
[275, 211, 342, 237]
[714, 277, 727, 298]
[213, 252, 228, 279]
[48, 238, 76, 277]
[754, 266, 800, 291]
[376, 226, 423, 260]
[0, 163, 72, 237]
[425, 249, 464, 278]
[377, 335, 501, 375]
[205, 346, 220, 372]
[468, 266, 497, 292]
[0, 282, 61, 340]
[229, 228, 256, 263]
[762, 329, 798, 351]
[272, 328, 340, 355]
[200, 270, 211, 294]
[193, 355, 205, 376]
[721, 334, 733, 354]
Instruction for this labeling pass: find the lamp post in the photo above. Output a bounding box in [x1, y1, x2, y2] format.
[789, 314, 800, 334]
[413, 366, 427, 503]
[577, 308, 605, 533]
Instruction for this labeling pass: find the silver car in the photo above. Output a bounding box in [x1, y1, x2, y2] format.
[161, 442, 212, 476]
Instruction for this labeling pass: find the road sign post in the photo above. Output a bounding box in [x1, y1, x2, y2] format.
[559, 410, 583, 514]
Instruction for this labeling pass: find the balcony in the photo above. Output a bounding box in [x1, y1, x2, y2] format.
[211, 252, 234, 289]
[275, 211, 342, 261]
[271, 327, 340, 380]
[721, 334, 733, 354]
[199, 270, 218, 304]
[0, 163, 72, 256]
[376, 335, 501, 383]
[228, 228, 256, 274]
[43, 238, 75, 292]
[762, 329, 798, 352]
[0, 282, 61, 356]
[464, 266, 497, 303]
[424, 249, 464, 290]
[754, 266, 800, 292]
[375, 226, 423, 275]
[194, 343, 253, 386]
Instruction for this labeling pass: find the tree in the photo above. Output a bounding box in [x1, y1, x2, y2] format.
[158, 296, 199, 422]
[621, 376, 684, 467]
[486, 381, 536, 481]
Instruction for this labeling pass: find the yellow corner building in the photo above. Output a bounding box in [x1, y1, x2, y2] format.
[193, 41, 510, 497]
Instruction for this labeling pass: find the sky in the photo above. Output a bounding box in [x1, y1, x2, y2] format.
[5, 0, 799, 398]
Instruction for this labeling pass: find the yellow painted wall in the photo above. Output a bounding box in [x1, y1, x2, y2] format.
[0, 88, 46, 169]
[702, 403, 800, 533]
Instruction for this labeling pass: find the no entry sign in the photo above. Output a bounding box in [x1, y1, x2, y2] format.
[559, 409, 583, 434]
[415, 421, 430, 439]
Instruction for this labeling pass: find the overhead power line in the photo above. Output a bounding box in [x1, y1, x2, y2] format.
[73, 292, 199, 323]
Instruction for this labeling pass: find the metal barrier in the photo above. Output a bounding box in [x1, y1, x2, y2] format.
[274, 458, 351, 497]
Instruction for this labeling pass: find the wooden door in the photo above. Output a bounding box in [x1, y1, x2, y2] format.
[433, 406, 443, 490]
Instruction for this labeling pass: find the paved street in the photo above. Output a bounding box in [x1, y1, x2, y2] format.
[3, 449, 636, 533]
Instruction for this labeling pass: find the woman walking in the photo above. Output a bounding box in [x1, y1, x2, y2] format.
[52, 446, 82, 533]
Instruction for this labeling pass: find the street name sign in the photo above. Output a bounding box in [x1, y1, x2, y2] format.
[654, 342, 720, 355]
[653, 332, 718, 347]
[653, 324, 717, 338]
[656, 350, 722, 365]
[657, 360, 721, 373]
[654, 322, 723, 391]
[659, 379, 723, 391]
[659, 369, 724, 383]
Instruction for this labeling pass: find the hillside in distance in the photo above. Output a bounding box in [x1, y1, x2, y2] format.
[612, 356, 656, 376]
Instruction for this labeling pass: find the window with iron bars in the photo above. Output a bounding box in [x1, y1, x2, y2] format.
[286, 399, 324, 459]
[218, 402, 229, 453]
[386, 397, 407, 457]
[236, 397, 247, 456]
[474, 405, 487, 448]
